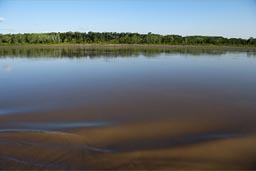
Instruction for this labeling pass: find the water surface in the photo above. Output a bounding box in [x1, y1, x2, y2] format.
[0, 48, 256, 169]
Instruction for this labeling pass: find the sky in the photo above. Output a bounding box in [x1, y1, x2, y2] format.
[0, 0, 255, 38]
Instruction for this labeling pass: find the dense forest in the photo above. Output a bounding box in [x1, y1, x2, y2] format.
[0, 32, 256, 46]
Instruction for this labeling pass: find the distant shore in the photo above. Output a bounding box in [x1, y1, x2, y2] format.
[1, 44, 256, 51]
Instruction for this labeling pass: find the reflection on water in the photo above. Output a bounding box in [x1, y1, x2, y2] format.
[0, 48, 256, 133]
[0, 47, 256, 58]
[1, 65, 12, 72]
[0, 48, 256, 169]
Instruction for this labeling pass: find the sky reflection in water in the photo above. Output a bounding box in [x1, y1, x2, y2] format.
[0, 48, 256, 133]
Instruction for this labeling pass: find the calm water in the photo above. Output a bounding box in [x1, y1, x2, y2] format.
[0, 48, 256, 169]
[1, 48, 256, 128]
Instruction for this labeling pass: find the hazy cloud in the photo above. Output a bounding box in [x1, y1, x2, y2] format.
[0, 17, 5, 22]
[0, 28, 15, 32]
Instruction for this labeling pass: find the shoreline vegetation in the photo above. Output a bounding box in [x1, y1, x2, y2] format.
[0, 32, 255, 51]
[1, 44, 256, 52]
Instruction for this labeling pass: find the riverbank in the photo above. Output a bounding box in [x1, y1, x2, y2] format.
[1, 44, 256, 51]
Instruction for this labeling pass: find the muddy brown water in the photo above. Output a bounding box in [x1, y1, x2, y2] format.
[0, 48, 256, 170]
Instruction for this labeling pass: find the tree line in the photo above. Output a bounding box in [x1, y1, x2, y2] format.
[0, 32, 255, 45]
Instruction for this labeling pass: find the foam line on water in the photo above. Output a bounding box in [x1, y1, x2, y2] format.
[0, 121, 114, 131]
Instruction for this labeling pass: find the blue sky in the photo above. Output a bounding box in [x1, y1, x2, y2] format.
[0, 0, 255, 38]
